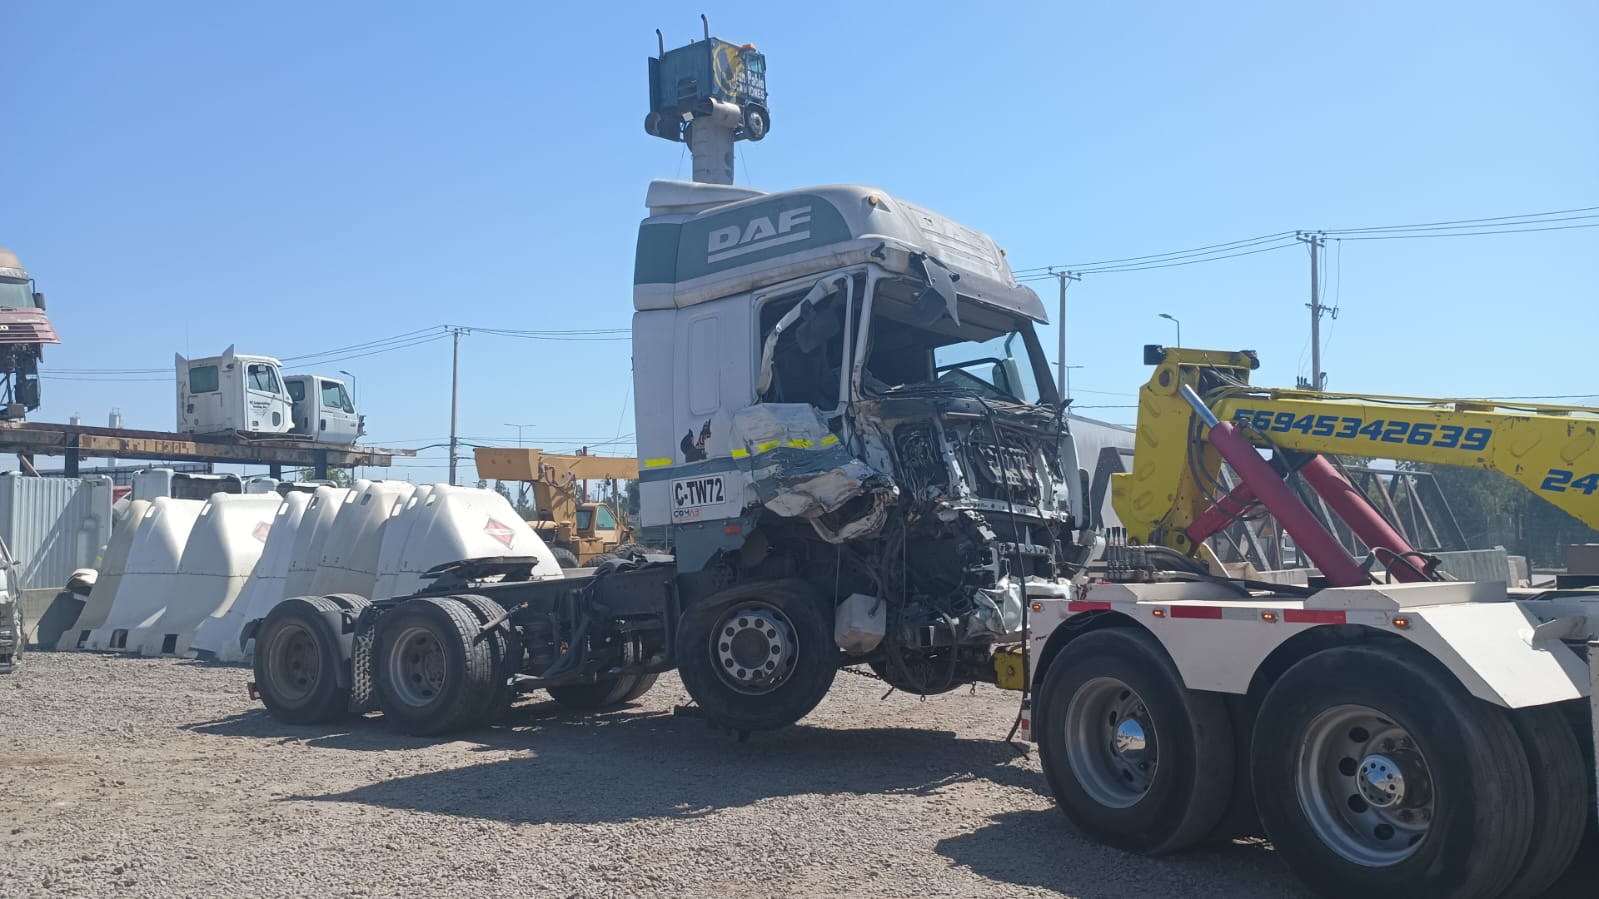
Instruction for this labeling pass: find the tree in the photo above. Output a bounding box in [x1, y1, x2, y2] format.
[1404, 462, 1598, 567]
[294, 468, 349, 486]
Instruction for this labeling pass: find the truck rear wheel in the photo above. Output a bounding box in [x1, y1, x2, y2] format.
[452, 594, 522, 725]
[547, 673, 658, 709]
[1251, 645, 1536, 899]
[1501, 705, 1587, 898]
[373, 597, 495, 736]
[1036, 627, 1234, 854]
[253, 596, 349, 724]
[550, 547, 579, 569]
[676, 580, 836, 732]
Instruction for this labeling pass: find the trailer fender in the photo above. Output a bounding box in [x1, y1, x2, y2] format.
[1395, 601, 1589, 709]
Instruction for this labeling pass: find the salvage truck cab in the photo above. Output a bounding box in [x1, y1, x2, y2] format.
[248, 179, 1098, 740]
[631, 179, 1095, 729]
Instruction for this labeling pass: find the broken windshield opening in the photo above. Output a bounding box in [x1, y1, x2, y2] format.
[934, 331, 1039, 403]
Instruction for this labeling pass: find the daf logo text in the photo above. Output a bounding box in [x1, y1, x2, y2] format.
[706, 206, 811, 264]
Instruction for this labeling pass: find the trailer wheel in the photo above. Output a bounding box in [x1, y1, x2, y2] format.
[373, 597, 495, 736]
[253, 596, 348, 724]
[547, 673, 656, 709]
[1251, 645, 1536, 899]
[1036, 627, 1234, 854]
[550, 547, 579, 569]
[676, 579, 836, 732]
[1501, 705, 1587, 899]
[452, 594, 522, 725]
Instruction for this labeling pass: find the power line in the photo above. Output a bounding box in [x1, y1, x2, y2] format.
[1014, 231, 1296, 275]
[1017, 204, 1597, 278]
[1330, 222, 1599, 241]
[1321, 206, 1599, 235]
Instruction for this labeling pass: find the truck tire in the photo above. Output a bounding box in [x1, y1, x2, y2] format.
[1251, 645, 1536, 899]
[253, 596, 349, 724]
[1502, 705, 1587, 899]
[550, 547, 579, 569]
[547, 673, 656, 709]
[322, 593, 371, 614]
[1035, 627, 1234, 854]
[452, 594, 522, 725]
[373, 596, 496, 736]
[676, 579, 836, 733]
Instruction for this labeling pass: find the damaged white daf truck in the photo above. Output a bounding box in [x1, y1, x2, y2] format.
[248, 178, 1094, 737]
[629, 179, 1093, 729]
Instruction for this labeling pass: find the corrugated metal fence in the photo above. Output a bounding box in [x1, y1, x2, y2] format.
[0, 474, 114, 589]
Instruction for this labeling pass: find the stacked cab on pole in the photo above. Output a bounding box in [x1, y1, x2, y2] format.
[644, 16, 769, 185]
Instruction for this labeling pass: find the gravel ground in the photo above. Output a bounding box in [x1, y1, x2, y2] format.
[0, 654, 1590, 898]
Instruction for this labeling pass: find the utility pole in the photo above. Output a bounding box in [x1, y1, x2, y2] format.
[448, 327, 466, 485]
[1298, 232, 1327, 390]
[1052, 270, 1081, 400]
[1062, 364, 1084, 404]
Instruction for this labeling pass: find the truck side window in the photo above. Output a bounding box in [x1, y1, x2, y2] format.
[759, 292, 843, 409]
[248, 363, 281, 394]
[189, 364, 220, 393]
[287, 381, 306, 402]
[321, 380, 353, 412]
[595, 505, 617, 529]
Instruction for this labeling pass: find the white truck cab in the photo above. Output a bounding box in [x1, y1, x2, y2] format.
[176, 346, 362, 444]
[285, 374, 363, 444]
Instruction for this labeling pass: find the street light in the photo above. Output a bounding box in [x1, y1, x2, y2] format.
[1158, 313, 1181, 347]
[337, 369, 357, 407]
[505, 422, 537, 447]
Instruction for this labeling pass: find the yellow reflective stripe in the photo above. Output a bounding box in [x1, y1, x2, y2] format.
[820, 434, 839, 446]
[643, 457, 673, 469]
[785, 438, 814, 449]
[730, 448, 749, 459]
[756, 440, 781, 453]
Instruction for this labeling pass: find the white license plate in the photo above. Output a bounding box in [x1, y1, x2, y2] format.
[672, 475, 726, 509]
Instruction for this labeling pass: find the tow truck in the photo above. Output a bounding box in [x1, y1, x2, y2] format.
[1026, 346, 1599, 899]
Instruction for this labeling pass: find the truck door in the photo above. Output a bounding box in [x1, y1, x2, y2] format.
[243, 362, 292, 434]
[179, 359, 226, 434]
[315, 379, 360, 444]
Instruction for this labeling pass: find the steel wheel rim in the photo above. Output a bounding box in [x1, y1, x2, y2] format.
[710, 601, 798, 695]
[1063, 677, 1159, 808]
[264, 622, 321, 703]
[1295, 704, 1434, 867]
[387, 625, 448, 708]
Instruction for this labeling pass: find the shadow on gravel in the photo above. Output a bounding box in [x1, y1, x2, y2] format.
[936, 809, 1308, 898]
[248, 700, 1044, 824]
[937, 810, 1599, 899]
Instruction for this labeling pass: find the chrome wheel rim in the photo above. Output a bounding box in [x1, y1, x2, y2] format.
[1295, 704, 1434, 866]
[1064, 677, 1159, 808]
[710, 602, 798, 695]
[388, 625, 448, 708]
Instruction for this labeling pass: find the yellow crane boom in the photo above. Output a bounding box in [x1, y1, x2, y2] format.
[1114, 347, 1599, 554]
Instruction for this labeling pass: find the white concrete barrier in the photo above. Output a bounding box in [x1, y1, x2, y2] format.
[189, 493, 313, 660]
[83, 499, 204, 652]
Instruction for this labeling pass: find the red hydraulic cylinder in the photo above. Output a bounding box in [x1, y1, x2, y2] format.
[1186, 481, 1258, 546]
[1179, 386, 1371, 587]
[1297, 455, 1431, 582]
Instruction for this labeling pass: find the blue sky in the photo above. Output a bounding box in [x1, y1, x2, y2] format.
[6, 1, 1595, 482]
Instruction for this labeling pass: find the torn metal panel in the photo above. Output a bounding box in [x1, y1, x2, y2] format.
[729, 404, 896, 542]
